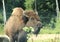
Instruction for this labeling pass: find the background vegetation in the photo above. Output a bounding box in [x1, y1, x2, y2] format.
[0, 0, 60, 34]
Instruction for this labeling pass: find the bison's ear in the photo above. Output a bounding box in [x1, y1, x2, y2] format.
[23, 11, 29, 18]
[22, 16, 29, 24]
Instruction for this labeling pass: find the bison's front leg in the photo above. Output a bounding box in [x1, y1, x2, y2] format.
[9, 35, 17, 42]
[18, 31, 27, 42]
[10, 37, 15, 42]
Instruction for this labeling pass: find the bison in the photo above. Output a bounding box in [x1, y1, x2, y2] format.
[18, 10, 43, 42]
[4, 7, 28, 42]
[4, 7, 42, 42]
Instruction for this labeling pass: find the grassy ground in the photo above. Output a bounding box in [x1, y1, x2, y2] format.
[28, 39, 60, 42]
[27, 34, 60, 42]
[40, 27, 60, 34]
[29, 39, 60, 42]
[40, 19, 60, 34]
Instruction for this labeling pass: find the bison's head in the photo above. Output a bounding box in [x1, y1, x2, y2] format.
[23, 10, 43, 35]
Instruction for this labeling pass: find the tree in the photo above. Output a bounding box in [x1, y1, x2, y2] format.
[56, 0, 60, 20]
[2, 0, 6, 25]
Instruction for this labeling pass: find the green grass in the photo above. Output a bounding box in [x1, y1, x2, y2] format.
[40, 27, 60, 34]
[0, 24, 4, 34]
[0, 11, 4, 34]
[39, 18, 60, 34]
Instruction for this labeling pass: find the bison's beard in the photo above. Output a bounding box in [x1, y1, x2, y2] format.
[33, 27, 41, 36]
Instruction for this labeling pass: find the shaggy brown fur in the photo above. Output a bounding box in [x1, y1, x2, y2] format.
[17, 10, 42, 42]
[24, 10, 42, 34]
[4, 7, 28, 42]
[24, 10, 41, 26]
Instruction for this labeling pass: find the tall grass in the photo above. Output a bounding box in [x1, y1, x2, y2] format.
[40, 18, 60, 34]
[0, 24, 4, 34]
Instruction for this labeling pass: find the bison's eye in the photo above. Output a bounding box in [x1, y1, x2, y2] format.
[37, 19, 40, 21]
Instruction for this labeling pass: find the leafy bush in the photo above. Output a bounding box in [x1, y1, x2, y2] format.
[0, 24, 4, 34]
[40, 18, 60, 34]
[25, 0, 34, 10]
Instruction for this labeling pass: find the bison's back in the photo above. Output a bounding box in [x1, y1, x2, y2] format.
[4, 16, 25, 37]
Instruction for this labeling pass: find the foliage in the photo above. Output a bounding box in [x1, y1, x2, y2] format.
[32, 0, 56, 25]
[25, 0, 34, 10]
[0, 10, 3, 23]
[40, 18, 60, 34]
[0, 24, 4, 34]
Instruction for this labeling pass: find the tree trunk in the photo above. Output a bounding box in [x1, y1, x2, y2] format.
[56, 0, 60, 20]
[2, 0, 6, 25]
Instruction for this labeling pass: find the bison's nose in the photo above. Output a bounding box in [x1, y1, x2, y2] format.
[37, 23, 43, 28]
